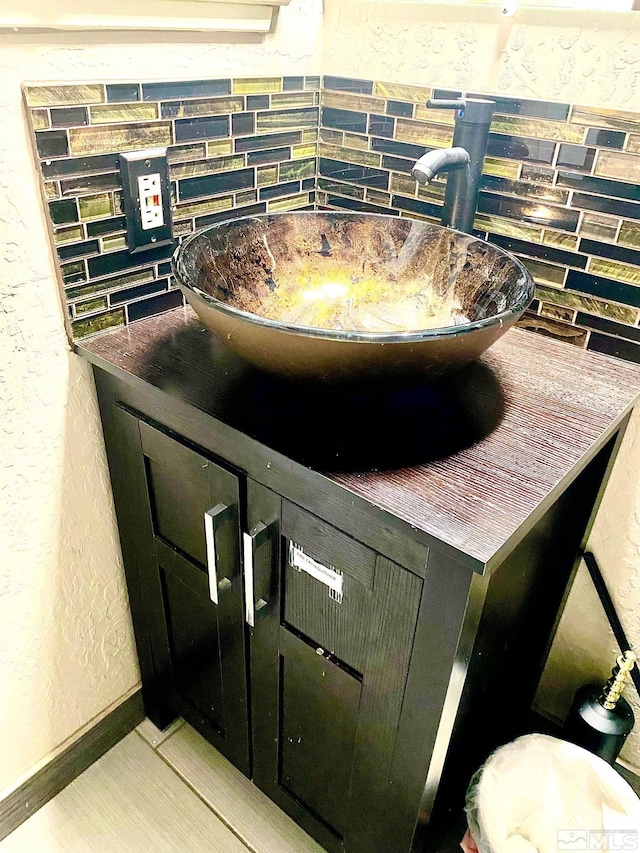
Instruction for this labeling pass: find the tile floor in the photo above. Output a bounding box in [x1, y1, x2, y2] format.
[0, 719, 324, 853]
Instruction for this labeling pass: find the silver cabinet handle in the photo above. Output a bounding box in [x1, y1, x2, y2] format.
[243, 522, 272, 627]
[204, 503, 233, 605]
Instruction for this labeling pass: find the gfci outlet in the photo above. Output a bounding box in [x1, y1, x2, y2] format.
[120, 148, 173, 254]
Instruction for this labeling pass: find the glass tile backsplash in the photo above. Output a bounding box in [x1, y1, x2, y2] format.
[25, 76, 640, 364]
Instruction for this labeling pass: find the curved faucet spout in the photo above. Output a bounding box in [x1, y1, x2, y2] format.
[411, 147, 470, 185]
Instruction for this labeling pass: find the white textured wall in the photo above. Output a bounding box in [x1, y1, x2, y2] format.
[0, 0, 322, 797]
[323, 0, 640, 773]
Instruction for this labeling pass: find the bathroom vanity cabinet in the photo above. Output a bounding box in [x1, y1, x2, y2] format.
[79, 307, 640, 853]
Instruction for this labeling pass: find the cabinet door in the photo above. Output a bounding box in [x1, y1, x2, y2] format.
[113, 408, 249, 775]
[248, 486, 422, 853]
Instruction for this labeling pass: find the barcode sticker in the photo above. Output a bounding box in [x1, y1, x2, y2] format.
[289, 543, 344, 600]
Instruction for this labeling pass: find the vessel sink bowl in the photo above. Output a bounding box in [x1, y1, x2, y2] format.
[172, 211, 534, 382]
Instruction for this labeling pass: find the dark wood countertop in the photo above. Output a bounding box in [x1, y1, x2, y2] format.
[78, 306, 640, 570]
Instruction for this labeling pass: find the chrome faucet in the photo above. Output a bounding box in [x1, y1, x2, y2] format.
[411, 97, 496, 235]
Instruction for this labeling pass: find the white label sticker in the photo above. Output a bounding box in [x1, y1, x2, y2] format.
[290, 543, 343, 600]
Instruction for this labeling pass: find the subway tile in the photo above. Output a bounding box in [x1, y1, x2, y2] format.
[175, 115, 229, 142]
[487, 133, 556, 165]
[478, 191, 580, 231]
[171, 155, 245, 180]
[386, 100, 413, 119]
[57, 239, 100, 261]
[256, 107, 318, 133]
[489, 234, 587, 269]
[305, 76, 321, 90]
[36, 129, 69, 158]
[54, 224, 84, 245]
[319, 158, 389, 189]
[247, 147, 292, 166]
[326, 195, 398, 216]
[86, 216, 127, 238]
[321, 107, 367, 135]
[31, 109, 49, 130]
[161, 96, 243, 119]
[321, 90, 385, 113]
[206, 140, 234, 157]
[302, 128, 318, 143]
[257, 166, 278, 187]
[195, 201, 267, 228]
[556, 144, 596, 173]
[484, 158, 522, 179]
[323, 76, 373, 95]
[235, 131, 301, 152]
[480, 175, 569, 205]
[279, 158, 315, 180]
[317, 178, 365, 200]
[395, 118, 452, 148]
[142, 80, 231, 101]
[319, 143, 381, 168]
[519, 257, 567, 287]
[594, 150, 640, 181]
[235, 189, 258, 205]
[127, 289, 183, 323]
[588, 332, 640, 363]
[167, 143, 208, 163]
[391, 194, 441, 219]
[585, 128, 626, 149]
[372, 81, 431, 103]
[571, 105, 640, 133]
[535, 284, 638, 324]
[474, 214, 543, 242]
[292, 142, 317, 159]
[49, 198, 78, 225]
[413, 104, 456, 127]
[520, 163, 555, 184]
[78, 193, 113, 221]
[259, 180, 300, 200]
[69, 122, 172, 156]
[75, 296, 109, 316]
[517, 312, 588, 347]
[343, 133, 369, 150]
[60, 172, 120, 196]
[588, 257, 640, 285]
[106, 83, 141, 103]
[579, 213, 620, 241]
[102, 234, 128, 252]
[470, 93, 570, 121]
[41, 153, 120, 179]
[368, 113, 395, 138]
[61, 260, 87, 285]
[579, 237, 640, 269]
[319, 128, 342, 145]
[571, 193, 640, 220]
[491, 115, 583, 143]
[577, 312, 640, 343]
[88, 242, 175, 279]
[72, 308, 124, 338]
[233, 77, 282, 95]
[173, 195, 233, 221]
[178, 167, 254, 201]
[567, 269, 640, 308]
[283, 76, 304, 91]
[543, 231, 579, 251]
[247, 95, 270, 111]
[619, 220, 640, 249]
[25, 84, 104, 107]
[50, 107, 88, 128]
[90, 103, 158, 124]
[271, 91, 317, 108]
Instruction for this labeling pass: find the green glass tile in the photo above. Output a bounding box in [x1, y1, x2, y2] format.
[102, 235, 127, 252]
[236, 190, 257, 205]
[319, 128, 342, 145]
[72, 308, 124, 339]
[174, 221, 193, 237]
[516, 312, 588, 347]
[206, 140, 234, 157]
[579, 213, 619, 242]
[536, 284, 639, 325]
[272, 92, 317, 108]
[302, 129, 318, 143]
[25, 84, 104, 107]
[69, 122, 172, 156]
[521, 257, 567, 287]
[474, 214, 543, 242]
[66, 267, 154, 300]
[417, 182, 446, 204]
[627, 135, 640, 154]
[163, 97, 243, 119]
[373, 81, 431, 104]
[318, 143, 380, 168]
[171, 155, 245, 180]
[268, 192, 309, 211]
[398, 209, 439, 224]
[543, 231, 579, 251]
[390, 173, 417, 197]
[395, 119, 452, 149]
[342, 133, 369, 151]
[321, 90, 385, 113]
[168, 143, 207, 163]
[539, 302, 576, 323]
[486, 178, 568, 206]
[61, 260, 86, 285]
[571, 105, 640, 133]
[316, 191, 327, 207]
[60, 173, 120, 196]
[317, 179, 364, 200]
[78, 193, 113, 221]
[173, 195, 233, 220]
[31, 109, 49, 130]
[54, 224, 84, 245]
[279, 158, 315, 181]
[44, 182, 60, 199]
[75, 296, 108, 315]
[366, 189, 391, 206]
[520, 164, 555, 184]
[482, 157, 521, 179]
[233, 78, 282, 95]
[113, 193, 123, 215]
[588, 257, 640, 285]
[292, 142, 317, 159]
[594, 149, 640, 181]
[619, 221, 640, 249]
[414, 104, 455, 127]
[257, 166, 278, 187]
[90, 103, 159, 124]
[256, 109, 317, 133]
[492, 115, 583, 143]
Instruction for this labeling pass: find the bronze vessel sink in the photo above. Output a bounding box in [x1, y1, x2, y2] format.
[172, 211, 534, 382]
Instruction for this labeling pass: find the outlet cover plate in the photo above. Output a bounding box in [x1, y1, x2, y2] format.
[120, 148, 174, 254]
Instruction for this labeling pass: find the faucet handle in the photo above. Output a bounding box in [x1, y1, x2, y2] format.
[426, 98, 467, 111]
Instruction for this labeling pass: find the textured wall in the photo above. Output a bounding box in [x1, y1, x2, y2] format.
[322, 0, 640, 774]
[0, 0, 322, 797]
